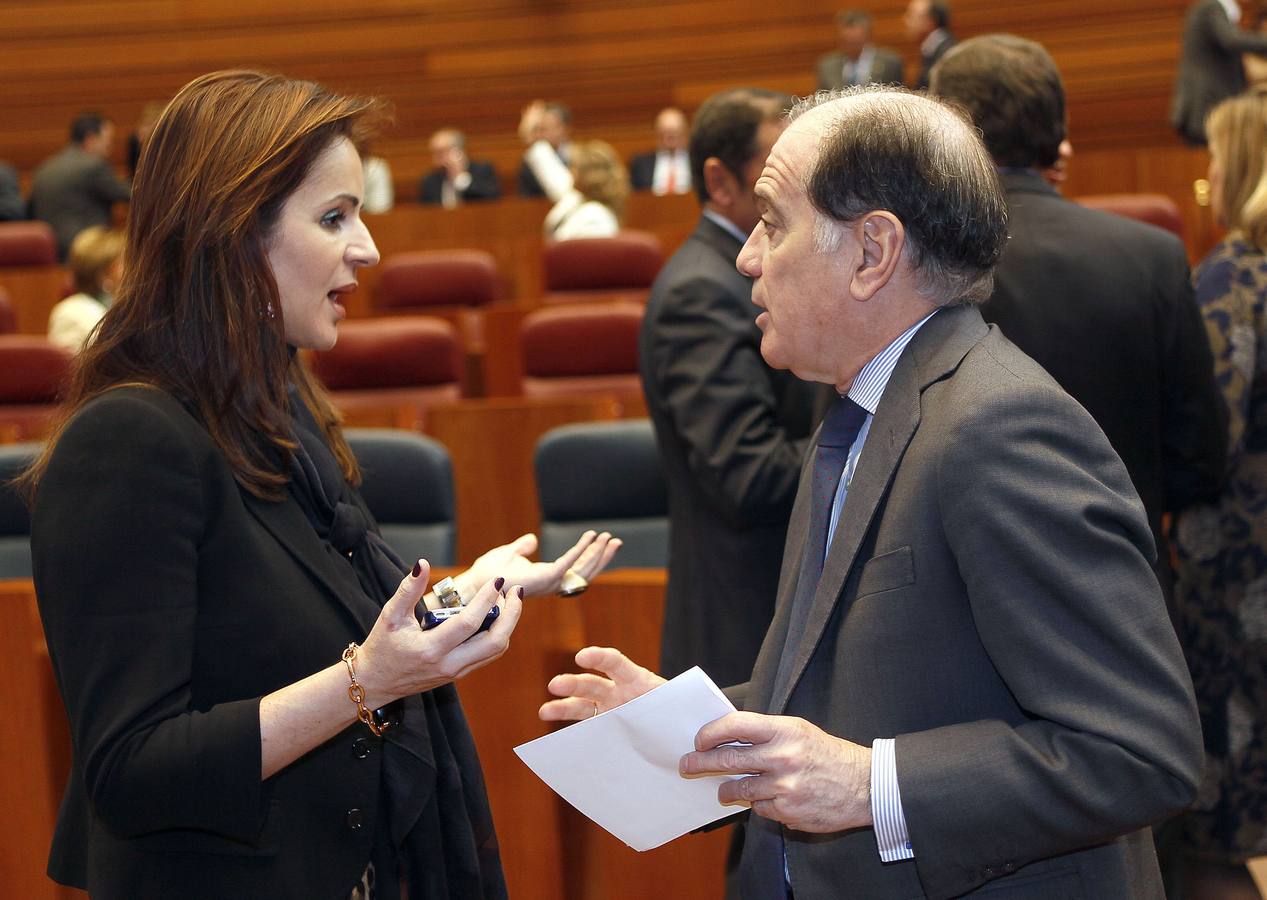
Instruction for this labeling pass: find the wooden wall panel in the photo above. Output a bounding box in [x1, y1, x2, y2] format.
[0, 0, 1203, 199]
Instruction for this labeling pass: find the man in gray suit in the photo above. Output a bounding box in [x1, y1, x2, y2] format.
[816, 10, 904, 90]
[29, 112, 130, 261]
[543, 85, 1201, 899]
[1172, 0, 1267, 144]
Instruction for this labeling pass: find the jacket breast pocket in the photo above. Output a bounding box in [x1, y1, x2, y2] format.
[854, 546, 914, 599]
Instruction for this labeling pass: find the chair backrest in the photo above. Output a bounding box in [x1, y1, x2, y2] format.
[534, 419, 667, 568]
[0, 442, 39, 579]
[542, 231, 664, 298]
[0, 286, 16, 334]
[0, 336, 74, 404]
[0, 221, 58, 267]
[1073, 193, 1185, 239]
[376, 250, 501, 311]
[520, 302, 643, 397]
[311, 316, 463, 392]
[345, 428, 456, 567]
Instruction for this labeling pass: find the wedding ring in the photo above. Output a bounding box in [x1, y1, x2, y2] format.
[591, 702, 599, 718]
[557, 568, 589, 597]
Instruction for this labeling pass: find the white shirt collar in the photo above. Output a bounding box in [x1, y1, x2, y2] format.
[845, 310, 937, 414]
[1218, 0, 1240, 22]
[921, 27, 950, 57]
[702, 208, 751, 245]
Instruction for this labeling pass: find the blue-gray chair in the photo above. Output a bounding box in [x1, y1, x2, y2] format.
[534, 420, 667, 568]
[345, 429, 456, 567]
[0, 442, 39, 579]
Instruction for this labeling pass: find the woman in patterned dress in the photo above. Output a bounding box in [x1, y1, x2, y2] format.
[1175, 85, 1267, 900]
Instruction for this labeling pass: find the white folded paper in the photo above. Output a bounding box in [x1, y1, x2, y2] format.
[514, 666, 744, 851]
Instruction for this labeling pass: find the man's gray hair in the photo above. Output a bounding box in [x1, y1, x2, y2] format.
[791, 86, 1008, 305]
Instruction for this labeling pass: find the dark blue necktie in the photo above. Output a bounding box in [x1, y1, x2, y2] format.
[771, 395, 868, 699]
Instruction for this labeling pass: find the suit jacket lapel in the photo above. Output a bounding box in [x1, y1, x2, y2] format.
[242, 492, 378, 632]
[762, 305, 988, 714]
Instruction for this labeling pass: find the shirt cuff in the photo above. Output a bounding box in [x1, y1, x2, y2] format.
[453, 171, 472, 192]
[871, 738, 914, 861]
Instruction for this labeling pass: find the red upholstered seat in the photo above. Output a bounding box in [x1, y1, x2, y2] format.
[0, 287, 16, 334]
[0, 335, 74, 441]
[309, 316, 464, 429]
[0, 222, 58, 267]
[520, 302, 643, 397]
[375, 250, 501, 311]
[541, 231, 664, 305]
[1073, 193, 1185, 240]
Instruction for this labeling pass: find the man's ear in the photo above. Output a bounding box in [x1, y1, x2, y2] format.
[702, 157, 737, 209]
[850, 211, 904, 301]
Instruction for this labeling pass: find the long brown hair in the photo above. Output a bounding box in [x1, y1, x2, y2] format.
[23, 70, 387, 500]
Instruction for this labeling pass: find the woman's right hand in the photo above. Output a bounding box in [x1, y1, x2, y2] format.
[356, 560, 523, 707]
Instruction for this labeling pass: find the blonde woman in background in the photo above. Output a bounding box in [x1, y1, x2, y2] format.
[519, 101, 629, 239]
[47, 225, 123, 351]
[1174, 84, 1267, 900]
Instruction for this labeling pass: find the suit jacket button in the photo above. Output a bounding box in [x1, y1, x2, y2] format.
[1002, 862, 1015, 872]
[346, 808, 365, 830]
[352, 737, 372, 759]
[983, 866, 995, 878]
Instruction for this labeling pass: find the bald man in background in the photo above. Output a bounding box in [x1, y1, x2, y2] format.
[629, 108, 693, 195]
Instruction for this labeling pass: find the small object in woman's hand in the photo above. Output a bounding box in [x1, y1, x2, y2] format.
[557, 568, 589, 597]
[423, 576, 499, 634]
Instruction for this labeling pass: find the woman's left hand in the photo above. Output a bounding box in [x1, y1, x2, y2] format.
[464, 530, 621, 598]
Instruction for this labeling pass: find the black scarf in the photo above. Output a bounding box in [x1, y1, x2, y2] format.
[287, 389, 506, 899]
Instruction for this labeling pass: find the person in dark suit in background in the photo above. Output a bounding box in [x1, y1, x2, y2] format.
[931, 34, 1228, 613]
[24, 69, 618, 899]
[544, 84, 1201, 899]
[0, 161, 22, 221]
[904, 0, 955, 90]
[1172, 0, 1267, 144]
[816, 9, 904, 90]
[418, 128, 501, 207]
[639, 87, 820, 689]
[629, 107, 692, 195]
[28, 112, 131, 261]
[517, 101, 572, 197]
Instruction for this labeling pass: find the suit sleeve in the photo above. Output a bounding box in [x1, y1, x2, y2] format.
[90, 158, 131, 205]
[1156, 239, 1228, 512]
[645, 271, 810, 522]
[463, 163, 502, 201]
[32, 393, 267, 842]
[1207, 3, 1267, 55]
[895, 385, 1201, 898]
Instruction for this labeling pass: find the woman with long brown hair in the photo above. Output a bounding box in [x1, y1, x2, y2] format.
[25, 70, 617, 899]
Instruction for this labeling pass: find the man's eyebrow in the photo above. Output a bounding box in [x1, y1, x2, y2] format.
[754, 186, 778, 214]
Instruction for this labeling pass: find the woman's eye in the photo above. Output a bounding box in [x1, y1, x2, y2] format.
[321, 210, 346, 228]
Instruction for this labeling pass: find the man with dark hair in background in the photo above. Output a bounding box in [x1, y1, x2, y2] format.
[418, 128, 501, 206]
[817, 9, 904, 90]
[904, 0, 955, 90]
[29, 112, 130, 261]
[931, 34, 1227, 614]
[639, 87, 822, 690]
[517, 101, 572, 197]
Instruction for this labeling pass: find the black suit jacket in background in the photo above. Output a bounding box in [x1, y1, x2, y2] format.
[629, 152, 657, 192]
[1171, 0, 1267, 144]
[639, 215, 822, 687]
[417, 160, 502, 205]
[983, 171, 1227, 602]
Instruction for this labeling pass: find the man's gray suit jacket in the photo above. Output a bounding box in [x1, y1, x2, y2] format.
[816, 47, 905, 90]
[731, 305, 1202, 899]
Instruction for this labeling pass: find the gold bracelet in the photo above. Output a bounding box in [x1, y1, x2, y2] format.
[341, 643, 387, 737]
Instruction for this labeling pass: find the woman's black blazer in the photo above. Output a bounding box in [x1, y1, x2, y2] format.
[33, 386, 390, 899]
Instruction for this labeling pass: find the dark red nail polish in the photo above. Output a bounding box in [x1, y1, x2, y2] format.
[412, 561, 422, 577]
[494, 577, 505, 591]
[517, 586, 525, 599]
